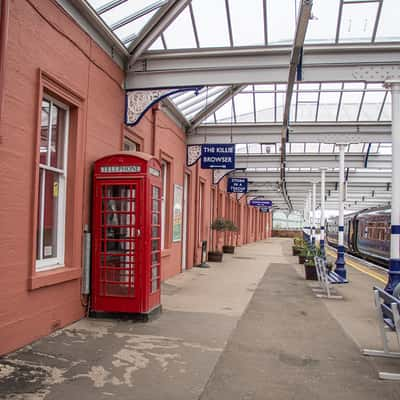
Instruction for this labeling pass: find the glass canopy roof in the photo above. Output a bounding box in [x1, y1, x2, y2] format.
[87, 0, 400, 49]
[235, 142, 392, 155]
[82, 0, 397, 212]
[170, 82, 391, 124]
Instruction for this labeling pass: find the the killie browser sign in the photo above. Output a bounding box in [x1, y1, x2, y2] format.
[201, 144, 235, 169]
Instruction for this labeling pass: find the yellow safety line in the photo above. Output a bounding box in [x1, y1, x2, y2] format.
[326, 249, 387, 284]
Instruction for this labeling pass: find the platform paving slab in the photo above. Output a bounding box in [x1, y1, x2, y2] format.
[0, 240, 274, 400]
[2, 238, 399, 399]
[199, 262, 400, 400]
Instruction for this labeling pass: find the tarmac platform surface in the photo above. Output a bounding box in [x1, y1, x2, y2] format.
[1, 238, 400, 399]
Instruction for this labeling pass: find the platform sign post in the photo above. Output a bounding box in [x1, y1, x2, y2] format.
[200, 144, 235, 169]
[385, 81, 400, 293]
[227, 178, 248, 193]
[335, 144, 347, 279]
[320, 168, 327, 259]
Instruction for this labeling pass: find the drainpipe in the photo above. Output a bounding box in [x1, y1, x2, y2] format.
[151, 105, 158, 156]
[0, 0, 10, 136]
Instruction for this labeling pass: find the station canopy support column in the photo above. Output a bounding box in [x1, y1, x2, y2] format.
[335, 144, 347, 279]
[320, 168, 326, 259]
[386, 81, 400, 294]
[312, 181, 316, 248]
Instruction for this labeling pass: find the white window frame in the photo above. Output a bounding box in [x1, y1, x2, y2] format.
[161, 161, 168, 249]
[36, 94, 69, 272]
[123, 137, 138, 151]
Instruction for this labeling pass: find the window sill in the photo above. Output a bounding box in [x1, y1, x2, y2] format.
[29, 266, 81, 290]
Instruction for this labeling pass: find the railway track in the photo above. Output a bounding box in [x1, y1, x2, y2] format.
[326, 246, 387, 285]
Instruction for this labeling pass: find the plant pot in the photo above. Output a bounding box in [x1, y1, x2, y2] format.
[292, 246, 301, 256]
[223, 245, 235, 254]
[298, 255, 306, 264]
[304, 263, 318, 280]
[208, 251, 223, 262]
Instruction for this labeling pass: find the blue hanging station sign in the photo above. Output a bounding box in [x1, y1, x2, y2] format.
[249, 199, 273, 207]
[227, 178, 248, 193]
[201, 144, 235, 169]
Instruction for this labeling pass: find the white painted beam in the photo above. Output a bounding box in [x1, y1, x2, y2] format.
[126, 44, 400, 88]
[187, 122, 392, 144]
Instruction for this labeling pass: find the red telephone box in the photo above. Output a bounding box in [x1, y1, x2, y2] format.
[91, 152, 162, 318]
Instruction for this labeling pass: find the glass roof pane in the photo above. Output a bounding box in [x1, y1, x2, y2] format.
[267, 0, 296, 45]
[101, 0, 156, 26]
[234, 93, 255, 123]
[321, 83, 343, 91]
[290, 143, 305, 153]
[215, 99, 234, 123]
[191, 0, 230, 47]
[376, 0, 400, 42]
[296, 103, 317, 122]
[380, 92, 392, 121]
[255, 93, 275, 122]
[228, 0, 265, 46]
[369, 143, 379, 153]
[305, 143, 319, 153]
[305, 0, 340, 44]
[254, 84, 275, 92]
[248, 143, 261, 153]
[202, 114, 215, 124]
[320, 143, 334, 153]
[338, 2, 379, 43]
[317, 91, 341, 121]
[113, 10, 158, 42]
[184, 90, 227, 118]
[349, 143, 364, 153]
[236, 144, 248, 154]
[88, 0, 110, 9]
[163, 7, 196, 49]
[359, 90, 386, 121]
[276, 91, 285, 122]
[148, 37, 165, 50]
[338, 91, 363, 121]
[379, 143, 392, 154]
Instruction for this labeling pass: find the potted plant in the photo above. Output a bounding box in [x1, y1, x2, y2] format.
[208, 218, 227, 262]
[304, 256, 318, 280]
[223, 220, 239, 254]
[292, 237, 305, 256]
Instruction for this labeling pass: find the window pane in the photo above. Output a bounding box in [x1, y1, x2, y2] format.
[50, 105, 66, 169]
[42, 170, 60, 260]
[123, 137, 138, 151]
[40, 100, 50, 165]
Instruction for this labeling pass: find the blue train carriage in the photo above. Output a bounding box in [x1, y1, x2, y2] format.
[355, 207, 390, 266]
[326, 212, 359, 251]
[326, 216, 339, 247]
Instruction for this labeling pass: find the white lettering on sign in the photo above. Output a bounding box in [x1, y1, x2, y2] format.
[149, 167, 160, 177]
[100, 165, 141, 173]
[203, 156, 232, 163]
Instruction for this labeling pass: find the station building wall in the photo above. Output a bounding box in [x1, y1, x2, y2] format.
[0, 0, 271, 355]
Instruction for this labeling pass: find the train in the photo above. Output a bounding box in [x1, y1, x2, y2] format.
[325, 207, 391, 267]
